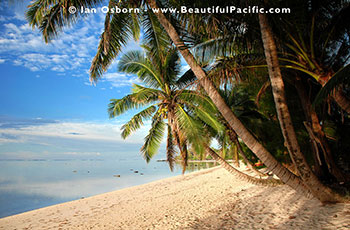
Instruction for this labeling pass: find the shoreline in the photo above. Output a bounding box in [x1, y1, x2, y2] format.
[1, 166, 349, 229]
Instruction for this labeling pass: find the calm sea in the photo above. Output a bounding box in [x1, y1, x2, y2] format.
[0, 157, 213, 218]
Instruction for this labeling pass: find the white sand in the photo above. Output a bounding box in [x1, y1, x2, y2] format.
[0, 166, 349, 230]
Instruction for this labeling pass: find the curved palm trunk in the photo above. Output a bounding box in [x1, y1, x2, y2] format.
[226, 127, 267, 177]
[147, 0, 311, 197]
[258, 13, 339, 203]
[232, 133, 267, 177]
[205, 145, 282, 186]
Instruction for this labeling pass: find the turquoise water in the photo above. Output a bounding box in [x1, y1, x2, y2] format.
[0, 158, 186, 218]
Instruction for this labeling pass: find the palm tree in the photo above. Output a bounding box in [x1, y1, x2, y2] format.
[109, 44, 222, 172]
[146, 0, 313, 197]
[261, 0, 350, 182]
[167, 0, 347, 201]
[270, 0, 350, 113]
[26, 0, 320, 199]
[258, 13, 338, 202]
[27, 0, 311, 197]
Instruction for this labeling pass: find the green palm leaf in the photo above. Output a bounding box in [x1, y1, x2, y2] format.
[121, 106, 157, 139]
[177, 91, 217, 112]
[90, 4, 141, 81]
[141, 10, 171, 60]
[314, 64, 350, 106]
[166, 124, 176, 171]
[118, 51, 164, 89]
[163, 48, 181, 86]
[193, 107, 224, 134]
[175, 105, 204, 155]
[108, 94, 143, 118]
[26, 0, 103, 43]
[141, 116, 165, 162]
[176, 68, 197, 88]
[131, 84, 164, 102]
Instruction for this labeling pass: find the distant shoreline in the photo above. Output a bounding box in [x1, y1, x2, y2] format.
[157, 159, 234, 163]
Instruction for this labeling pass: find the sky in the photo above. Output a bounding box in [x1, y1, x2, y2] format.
[0, 1, 164, 160]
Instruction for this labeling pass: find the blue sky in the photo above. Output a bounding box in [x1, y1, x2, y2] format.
[0, 1, 163, 160]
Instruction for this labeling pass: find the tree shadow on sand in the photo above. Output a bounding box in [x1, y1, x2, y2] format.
[184, 185, 350, 230]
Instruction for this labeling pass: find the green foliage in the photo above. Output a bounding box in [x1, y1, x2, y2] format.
[26, 0, 104, 43]
[314, 64, 350, 106]
[26, 0, 350, 179]
[141, 116, 166, 162]
[121, 106, 157, 139]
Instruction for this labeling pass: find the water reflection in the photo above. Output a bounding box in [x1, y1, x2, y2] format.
[0, 159, 217, 218]
[184, 161, 219, 172]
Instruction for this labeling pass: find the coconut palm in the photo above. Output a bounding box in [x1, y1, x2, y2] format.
[258, 13, 339, 202]
[167, 0, 347, 201]
[146, 0, 316, 197]
[27, 0, 312, 197]
[109, 43, 224, 172]
[261, 0, 350, 183]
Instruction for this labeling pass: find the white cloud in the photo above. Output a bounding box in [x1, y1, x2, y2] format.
[0, 15, 100, 74]
[0, 58, 5, 63]
[29, 66, 39, 71]
[0, 120, 150, 145]
[104, 72, 140, 88]
[0, 5, 142, 88]
[51, 66, 65, 72]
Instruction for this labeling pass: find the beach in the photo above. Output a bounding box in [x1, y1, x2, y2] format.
[0, 166, 349, 230]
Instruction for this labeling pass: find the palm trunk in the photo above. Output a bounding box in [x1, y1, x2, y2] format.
[258, 13, 339, 203]
[147, 0, 311, 197]
[168, 110, 188, 173]
[233, 144, 240, 167]
[205, 145, 282, 186]
[230, 132, 267, 177]
[295, 78, 348, 182]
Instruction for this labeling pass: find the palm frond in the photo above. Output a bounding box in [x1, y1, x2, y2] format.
[90, 7, 139, 81]
[141, 9, 171, 60]
[177, 91, 217, 112]
[26, 0, 103, 43]
[163, 47, 181, 87]
[176, 68, 197, 88]
[108, 94, 144, 118]
[180, 142, 188, 174]
[175, 105, 204, 155]
[314, 64, 350, 106]
[166, 124, 176, 171]
[121, 105, 156, 139]
[141, 116, 165, 162]
[131, 84, 164, 102]
[118, 50, 164, 89]
[192, 36, 235, 64]
[193, 107, 224, 134]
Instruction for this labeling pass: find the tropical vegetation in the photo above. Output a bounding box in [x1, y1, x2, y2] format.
[26, 0, 350, 203]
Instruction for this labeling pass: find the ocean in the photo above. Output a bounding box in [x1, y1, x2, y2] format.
[0, 157, 214, 218]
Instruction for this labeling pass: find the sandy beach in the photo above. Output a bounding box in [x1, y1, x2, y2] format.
[0, 166, 349, 230]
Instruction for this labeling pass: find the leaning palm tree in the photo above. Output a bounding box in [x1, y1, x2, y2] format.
[146, 0, 316, 198]
[162, 0, 345, 202]
[26, 0, 311, 198]
[258, 13, 338, 202]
